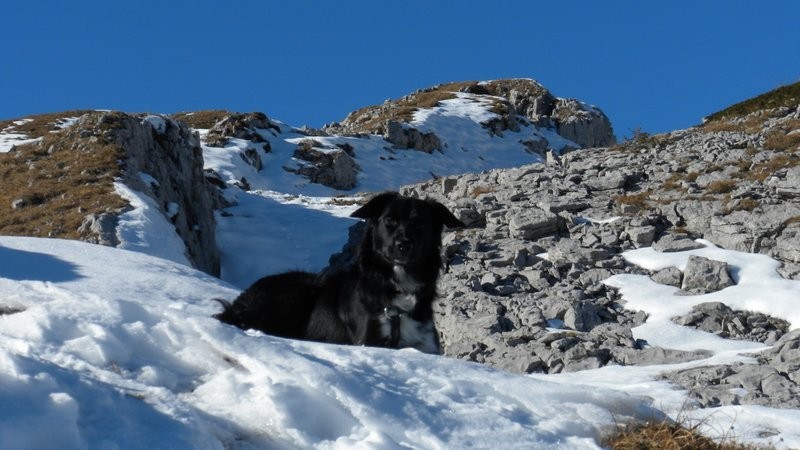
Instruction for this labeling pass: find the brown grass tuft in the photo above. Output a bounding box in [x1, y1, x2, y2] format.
[705, 179, 737, 194]
[615, 191, 652, 208]
[605, 420, 769, 450]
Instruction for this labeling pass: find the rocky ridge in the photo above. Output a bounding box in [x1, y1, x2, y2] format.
[324, 79, 616, 153]
[386, 103, 800, 408]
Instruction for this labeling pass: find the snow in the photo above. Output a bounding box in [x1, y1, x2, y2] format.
[114, 181, 192, 268]
[2, 234, 799, 449]
[0, 119, 40, 153]
[0, 236, 659, 449]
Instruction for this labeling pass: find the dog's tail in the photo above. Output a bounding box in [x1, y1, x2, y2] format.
[212, 298, 239, 325]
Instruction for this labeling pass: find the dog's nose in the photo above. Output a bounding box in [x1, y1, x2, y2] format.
[396, 240, 411, 253]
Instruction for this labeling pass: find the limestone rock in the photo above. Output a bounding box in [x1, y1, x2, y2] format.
[287, 140, 360, 190]
[104, 112, 221, 275]
[680, 255, 735, 294]
[385, 121, 442, 153]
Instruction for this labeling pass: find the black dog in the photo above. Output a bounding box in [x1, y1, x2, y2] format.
[215, 192, 464, 353]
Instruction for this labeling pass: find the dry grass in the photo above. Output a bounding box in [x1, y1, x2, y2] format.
[705, 179, 737, 194]
[764, 118, 800, 151]
[700, 114, 767, 134]
[172, 110, 230, 130]
[704, 81, 800, 124]
[348, 81, 476, 132]
[615, 190, 653, 208]
[0, 114, 127, 239]
[0, 110, 95, 139]
[469, 185, 496, 198]
[604, 420, 767, 450]
[747, 153, 800, 182]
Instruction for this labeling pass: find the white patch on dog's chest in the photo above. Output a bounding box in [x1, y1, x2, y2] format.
[378, 314, 439, 354]
[377, 265, 438, 353]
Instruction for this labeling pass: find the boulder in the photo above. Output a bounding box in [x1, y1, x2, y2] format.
[680, 255, 735, 294]
[385, 121, 442, 152]
[287, 141, 360, 190]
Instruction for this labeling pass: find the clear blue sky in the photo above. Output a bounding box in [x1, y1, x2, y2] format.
[2, 1, 799, 139]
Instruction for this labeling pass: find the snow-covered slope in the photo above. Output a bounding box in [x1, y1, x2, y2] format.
[0, 236, 661, 449]
[200, 90, 581, 288]
[3, 235, 800, 449]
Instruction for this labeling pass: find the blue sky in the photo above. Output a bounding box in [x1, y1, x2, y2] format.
[2, 1, 799, 139]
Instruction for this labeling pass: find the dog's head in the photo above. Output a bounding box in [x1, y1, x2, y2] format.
[351, 192, 464, 266]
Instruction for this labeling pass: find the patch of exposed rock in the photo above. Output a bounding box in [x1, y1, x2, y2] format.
[664, 330, 800, 409]
[352, 103, 800, 408]
[285, 140, 360, 190]
[80, 112, 221, 276]
[673, 302, 789, 344]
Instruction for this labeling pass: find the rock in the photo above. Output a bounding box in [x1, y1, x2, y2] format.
[507, 207, 560, 240]
[552, 98, 616, 148]
[287, 140, 360, 190]
[584, 172, 628, 191]
[101, 112, 221, 276]
[563, 302, 603, 332]
[680, 255, 735, 294]
[204, 112, 279, 150]
[385, 121, 442, 153]
[774, 221, 800, 263]
[675, 301, 790, 343]
[626, 225, 656, 247]
[652, 233, 706, 252]
[651, 266, 683, 287]
[79, 213, 121, 247]
[547, 238, 610, 268]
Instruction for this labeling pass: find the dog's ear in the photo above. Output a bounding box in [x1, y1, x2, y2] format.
[351, 192, 399, 219]
[427, 199, 465, 229]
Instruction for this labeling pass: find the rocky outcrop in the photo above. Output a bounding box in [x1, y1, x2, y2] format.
[664, 329, 800, 409]
[285, 140, 360, 190]
[333, 103, 800, 407]
[553, 98, 616, 148]
[385, 121, 442, 152]
[325, 79, 616, 150]
[97, 112, 221, 276]
[204, 112, 280, 152]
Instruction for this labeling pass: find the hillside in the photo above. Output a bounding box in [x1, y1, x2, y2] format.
[1, 79, 800, 448]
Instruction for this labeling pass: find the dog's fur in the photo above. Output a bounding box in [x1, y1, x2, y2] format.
[214, 192, 464, 353]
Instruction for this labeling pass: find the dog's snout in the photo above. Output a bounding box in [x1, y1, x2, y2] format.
[396, 239, 411, 253]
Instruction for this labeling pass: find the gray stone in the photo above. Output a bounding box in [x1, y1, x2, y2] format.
[288, 141, 360, 190]
[681, 255, 735, 294]
[652, 233, 706, 253]
[626, 225, 656, 247]
[651, 266, 683, 287]
[386, 121, 442, 153]
[508, 207, 560, 240]
[104, 112, 221, 276]
[563, 302, 603, 332]
[79, 213, 121, 247]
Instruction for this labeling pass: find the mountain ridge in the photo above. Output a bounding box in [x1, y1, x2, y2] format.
[1, 78, 800, 448]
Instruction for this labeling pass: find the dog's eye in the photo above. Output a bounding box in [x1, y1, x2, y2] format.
[383, 218, 397, 228]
